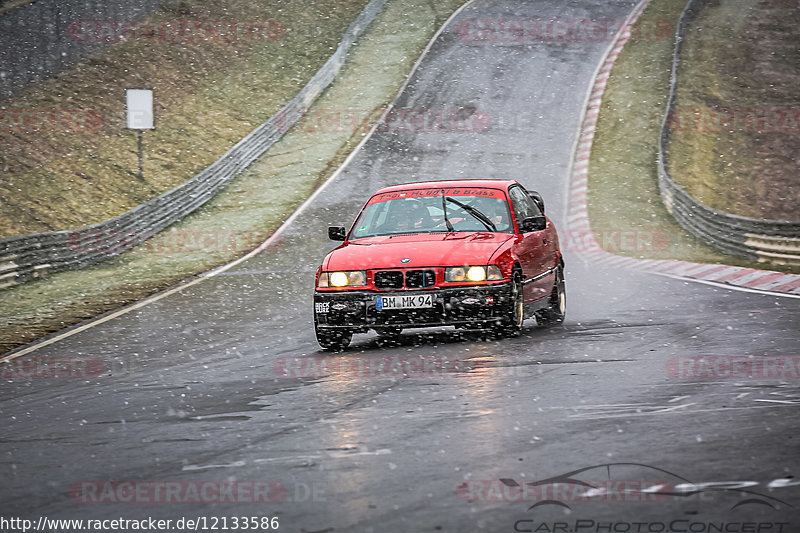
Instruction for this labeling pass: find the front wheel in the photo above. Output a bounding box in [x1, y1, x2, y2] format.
[534, 265, 566, 326]
[494, 270, 524, 337]
[315, 325, 353, 351]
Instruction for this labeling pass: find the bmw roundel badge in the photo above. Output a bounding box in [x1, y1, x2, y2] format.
[401, 258, 411, 263]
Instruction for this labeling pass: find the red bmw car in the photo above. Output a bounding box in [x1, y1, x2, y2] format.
[313, 179, 565, 350]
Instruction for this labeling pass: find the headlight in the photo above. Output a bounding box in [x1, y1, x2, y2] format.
[330, 272, 349, 287]
[445, 266, 467, 282]
[445, 265, 504, 282]
[467, 266, 486, 281]
[318, 270, 366, 288]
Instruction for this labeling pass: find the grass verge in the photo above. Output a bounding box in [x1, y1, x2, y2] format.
[586, 0, 800, 273]
[0, 0, 467, 353]
[667, 0, 800, 220]
[0, 0, 370, 237]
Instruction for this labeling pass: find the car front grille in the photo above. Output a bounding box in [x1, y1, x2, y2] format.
[405, 270, 436, 288]
[373, 269, 436, 290]
[374, 270, 404, 289]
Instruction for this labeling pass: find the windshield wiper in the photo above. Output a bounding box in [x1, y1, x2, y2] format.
[441, 189, 454, 232]
[445, 196, 496, 232]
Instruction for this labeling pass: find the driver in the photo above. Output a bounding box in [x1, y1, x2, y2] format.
[410, 202, 434, 230]
[377, 200, 434, 233]
[473, 198, 510, 231]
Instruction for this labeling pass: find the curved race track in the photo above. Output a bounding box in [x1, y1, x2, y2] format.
[2, 0, 799, 530]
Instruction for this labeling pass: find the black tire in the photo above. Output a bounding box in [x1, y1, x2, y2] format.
[315, 325, 353, 351]
[494, 270, 524, 337]
[535, 265, 566, 326]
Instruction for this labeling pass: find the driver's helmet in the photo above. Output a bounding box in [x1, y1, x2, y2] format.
[473, 197, 509, 230]
[408, 201, 433, 229]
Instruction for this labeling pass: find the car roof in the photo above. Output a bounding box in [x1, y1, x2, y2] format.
[373, 178, 519, 195]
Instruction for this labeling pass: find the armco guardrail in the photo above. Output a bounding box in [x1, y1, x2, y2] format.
[0, 0, 388, 289]
[657, 0, 800, 266]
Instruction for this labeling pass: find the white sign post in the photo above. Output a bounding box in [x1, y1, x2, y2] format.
[125, 89, 154, 179]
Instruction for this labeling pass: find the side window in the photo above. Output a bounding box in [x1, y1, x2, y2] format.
[508, 187, 542, 229]
[525, 191, 543, 217]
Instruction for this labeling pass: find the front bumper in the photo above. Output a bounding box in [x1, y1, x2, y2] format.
[314, 282, 513, 331]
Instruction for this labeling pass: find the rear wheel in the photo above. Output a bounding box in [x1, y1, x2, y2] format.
[535, 265, 566, 326]
[315, 325, 353, 351]
[494, 270, 524, 337]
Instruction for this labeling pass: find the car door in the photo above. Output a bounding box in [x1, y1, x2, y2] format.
[508, 185, 554, 302]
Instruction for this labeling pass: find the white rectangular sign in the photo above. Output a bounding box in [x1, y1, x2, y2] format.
[126, 89, 154, 129]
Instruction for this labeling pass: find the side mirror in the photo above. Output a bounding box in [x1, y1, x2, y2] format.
[528, 190, 545, 214]
[328, 226, 347, 241]
[521, 216, 547, 233]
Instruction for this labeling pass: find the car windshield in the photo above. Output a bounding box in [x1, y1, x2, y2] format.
[349, 187, 513, 238]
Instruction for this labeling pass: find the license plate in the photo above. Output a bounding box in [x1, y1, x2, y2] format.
[376, 294, 433, 310]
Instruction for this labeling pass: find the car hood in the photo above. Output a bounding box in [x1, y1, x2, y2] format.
[323, 232, 513, 270]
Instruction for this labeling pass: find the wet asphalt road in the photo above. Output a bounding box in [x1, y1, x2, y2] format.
[2, 0, 800, 531]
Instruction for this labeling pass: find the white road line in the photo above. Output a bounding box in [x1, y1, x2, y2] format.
[182, 461, 247, 471]
[254, 455, 322, 464]
[668, 395, 690, 403]
[565, 402, 797, 420]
